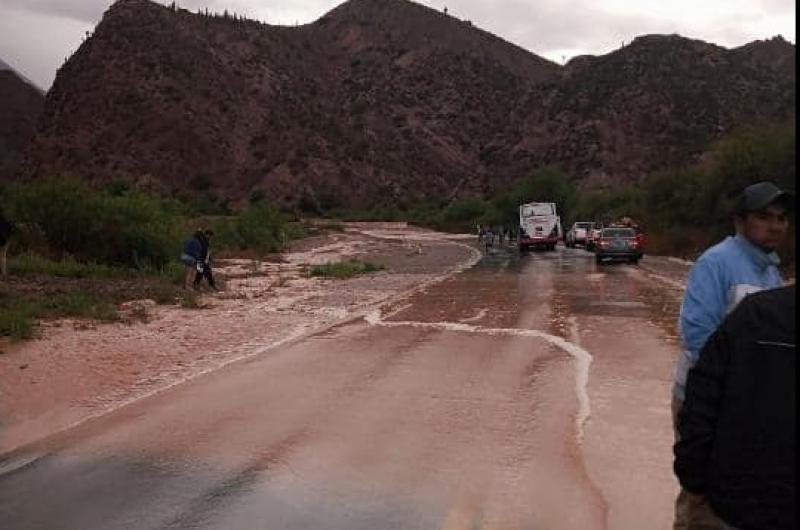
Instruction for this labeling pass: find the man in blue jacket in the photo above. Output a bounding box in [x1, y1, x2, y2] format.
[672, 181, 793, 529]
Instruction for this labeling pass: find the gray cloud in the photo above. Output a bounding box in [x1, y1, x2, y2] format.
[0, 0, 794, 88]
[0, 0, 110, 23]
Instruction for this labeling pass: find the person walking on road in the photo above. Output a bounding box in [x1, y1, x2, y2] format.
[181, 229, 204, 290]
[672, 181, 793, 529]
[675, 284, 796, 530]
[483, 226, 494, 253]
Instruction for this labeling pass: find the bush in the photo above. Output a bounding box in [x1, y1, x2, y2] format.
[489, 166, 579, 228]
[441, 198, 488, 226]
[3, 175, 183, 269]
[0, 289, 119, 341]
[632, 122, 796, 262]
[307, 259, 383, 279]
[210, 202, 287, 255]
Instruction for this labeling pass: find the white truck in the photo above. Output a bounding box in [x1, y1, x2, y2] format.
[518, 202, 562, 251]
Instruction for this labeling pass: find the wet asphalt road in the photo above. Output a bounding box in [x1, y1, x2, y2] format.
[0, 244, 681, 530]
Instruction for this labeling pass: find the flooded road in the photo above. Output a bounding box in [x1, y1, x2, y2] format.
[0, 244, 681, 530]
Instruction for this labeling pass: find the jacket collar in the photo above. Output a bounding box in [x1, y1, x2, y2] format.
[733, 233, 781, 270]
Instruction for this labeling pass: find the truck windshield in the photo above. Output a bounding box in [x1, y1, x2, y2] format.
[522, 204, 553, 216]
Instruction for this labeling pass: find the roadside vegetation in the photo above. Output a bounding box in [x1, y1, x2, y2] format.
[0, 176, 301, 340]
[324, 122, 795, 269]
[306, 259, 384, 280]
[0, 123, 793, 340]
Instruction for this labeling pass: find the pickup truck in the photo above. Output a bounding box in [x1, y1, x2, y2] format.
[565, 222, 594, 248]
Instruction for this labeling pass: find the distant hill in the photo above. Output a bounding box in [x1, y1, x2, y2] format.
[508, 34, 796, 188]
[0, 58, 44, 180]
[20, 0, 796, 210]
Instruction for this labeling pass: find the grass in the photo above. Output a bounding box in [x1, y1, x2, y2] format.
[9, 253, 185, 283]
[0, 254, 197, 341]
[0, 289, 120, 341]
[307, 259, 384, 280]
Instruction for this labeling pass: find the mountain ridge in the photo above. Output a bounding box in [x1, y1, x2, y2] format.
[0, 56, 45, 180]
[17, 0, 796, 210]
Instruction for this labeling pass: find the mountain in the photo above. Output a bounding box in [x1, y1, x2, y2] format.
[507, 34, 796, 187]
[0, 58, 45, 180]
[20, 0, 796, 210]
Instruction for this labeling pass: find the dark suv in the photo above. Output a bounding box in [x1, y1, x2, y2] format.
[595, 227, 643, 264]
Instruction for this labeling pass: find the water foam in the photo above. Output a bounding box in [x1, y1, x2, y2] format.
[365, 313, 594, 443]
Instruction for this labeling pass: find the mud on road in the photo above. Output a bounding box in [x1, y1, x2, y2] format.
[0, 223, 480, 454]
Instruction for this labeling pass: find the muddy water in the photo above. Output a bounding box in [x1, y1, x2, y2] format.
[0, 244, 684, 530]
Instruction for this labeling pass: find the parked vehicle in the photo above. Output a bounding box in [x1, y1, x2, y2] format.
[594, 227, 643, 264]
[518, 202, 562, 251]
[565, 222, 594, 248]
[585, 222, 603, 251]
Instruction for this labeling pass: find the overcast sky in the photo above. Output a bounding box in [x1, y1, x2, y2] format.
[0, 0, 794, 90]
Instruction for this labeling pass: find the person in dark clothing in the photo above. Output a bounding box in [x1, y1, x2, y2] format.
[0, 208, 15, 277]
[181, 229, 204, 289]
[675, 285, 796, 530]
[193, 229, 217, 290]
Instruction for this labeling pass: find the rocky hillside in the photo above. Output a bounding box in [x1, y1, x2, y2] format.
[0, 58, 44, 180]
[20, 0, 796, 210]
[507, 34, 796, 187]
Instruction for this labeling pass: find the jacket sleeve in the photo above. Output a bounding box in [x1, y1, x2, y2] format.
[680, 257, 728, 359]
[674, 320, 732, 494]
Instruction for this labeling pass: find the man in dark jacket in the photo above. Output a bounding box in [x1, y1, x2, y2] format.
[181, 229, 204, 289]
[675, 285, 795, 530]
[193, 229, 217, 290]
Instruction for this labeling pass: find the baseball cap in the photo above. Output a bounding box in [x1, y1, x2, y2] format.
[737, 181, 795, 213]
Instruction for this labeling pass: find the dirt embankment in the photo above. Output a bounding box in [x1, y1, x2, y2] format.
[0, 223, 480, 455]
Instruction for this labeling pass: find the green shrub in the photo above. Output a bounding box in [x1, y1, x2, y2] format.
[43, 290, 119, 321]
[9, 253, 125, 278]
[442, 198, 487, 225]
[4, 175, 183, 269]
[0, 289, 118, 341]
[210, 202, 287, 255]
[307, 259, 383, 279]
[0, 297, 36, 340]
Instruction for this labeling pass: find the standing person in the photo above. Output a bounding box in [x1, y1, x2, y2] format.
[483, 226, 494, 253]
[672, 181, 793, 529]
[0, 208, 14, 277]
[181, 229, 204, 290]
[193, 229, 217, 290]
[675, 285, 796, 530]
